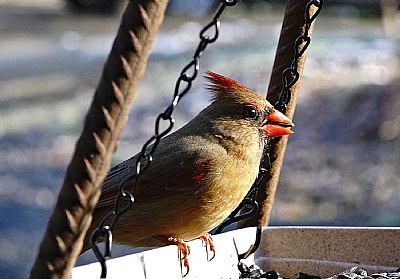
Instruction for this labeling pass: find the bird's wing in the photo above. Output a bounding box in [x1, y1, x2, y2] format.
[96, 142, 210, 208]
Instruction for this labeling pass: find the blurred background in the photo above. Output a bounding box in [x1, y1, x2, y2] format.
[1, 0, 399, 278]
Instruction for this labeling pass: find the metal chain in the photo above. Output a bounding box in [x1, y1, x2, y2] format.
[275, 0, 323, 113]
[215, 0, 323, 234]
[90, 1, 238, 278]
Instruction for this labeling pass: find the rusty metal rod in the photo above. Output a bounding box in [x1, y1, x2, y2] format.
[29, 1, 168, 278]
[241, 0, 319, 227]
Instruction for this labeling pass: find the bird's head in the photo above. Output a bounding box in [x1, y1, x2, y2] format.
[204, 71, 294, 138]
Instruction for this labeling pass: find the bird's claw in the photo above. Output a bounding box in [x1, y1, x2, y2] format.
[199, 233, 215, 261]
[167, 237, 191, 277]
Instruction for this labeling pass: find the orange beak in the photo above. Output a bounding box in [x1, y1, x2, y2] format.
[263, 108, 294, 137]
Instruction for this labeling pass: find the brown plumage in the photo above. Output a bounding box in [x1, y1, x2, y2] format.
[82, 71, 293, 253]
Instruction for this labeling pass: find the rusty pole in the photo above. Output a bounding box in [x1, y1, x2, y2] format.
[241, 0, 319, 227]
[29, 1, 168, 278]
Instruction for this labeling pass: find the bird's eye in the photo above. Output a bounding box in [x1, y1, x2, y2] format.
[243, 106, 258, 119]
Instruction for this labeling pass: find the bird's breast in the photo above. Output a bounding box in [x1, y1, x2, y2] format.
[187, 151, 261, 234]
[159, 132, 263, 240]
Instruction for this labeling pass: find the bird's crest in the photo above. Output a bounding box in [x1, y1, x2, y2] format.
[204, 71, 266, 110]
[204, 71, 244, 95]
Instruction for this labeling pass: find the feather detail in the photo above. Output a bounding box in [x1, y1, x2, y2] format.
[204, 71, 268, 111]
[96, 150, 211, 208]
[204, 71, 249, 102]
[192, 159, 210, 184]
[204, 71, 238, 92]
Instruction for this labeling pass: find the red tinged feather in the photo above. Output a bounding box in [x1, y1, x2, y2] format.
[205, 71, 268, 111]
[193, 159, 210, 183]
[204, 71, 238, 91]
[204, 71, 249, 101]
[96, 157, 211, 207]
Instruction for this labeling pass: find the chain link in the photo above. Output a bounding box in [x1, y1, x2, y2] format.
[275, 0, 323, 113]
[90, 1, 238, 277]
[215, 0, 323, 234]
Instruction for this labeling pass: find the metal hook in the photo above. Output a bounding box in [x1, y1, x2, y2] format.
[238, 226, 262, 260]
[91, 226, 113, 278]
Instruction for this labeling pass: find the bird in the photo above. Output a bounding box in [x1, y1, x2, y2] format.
[81, 71, 294, 273]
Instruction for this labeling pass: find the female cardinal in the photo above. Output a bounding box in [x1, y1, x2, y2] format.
[82, 71, 293, 268]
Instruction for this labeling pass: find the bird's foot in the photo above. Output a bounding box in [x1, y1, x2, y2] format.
[167, 237, 191, 277]
[198, 233, 215, 261]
